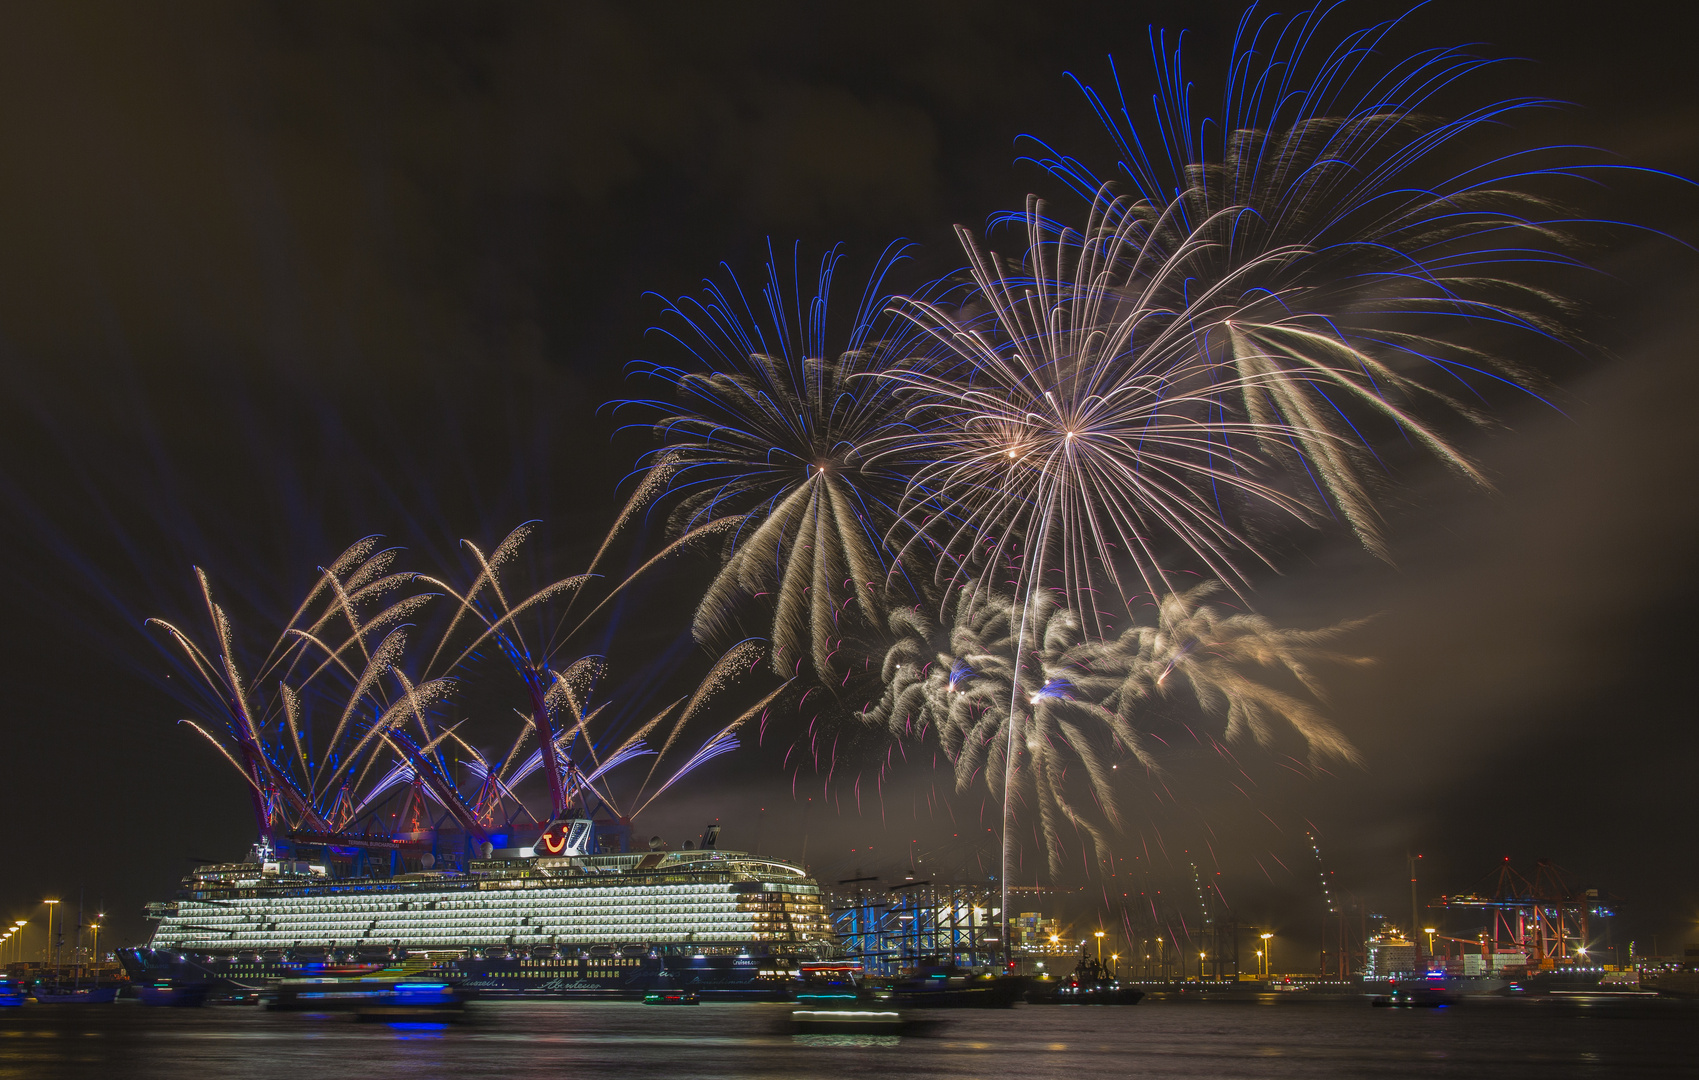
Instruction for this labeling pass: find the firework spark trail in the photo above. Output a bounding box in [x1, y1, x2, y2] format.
[419, 516, 779, 828]
[1074, 581, 1372, 764]
[619, 241, 947, 679]
[863, 581, 1363, 875]
[635, 678, 790, 815]
[638, 639, 766, 793]
[865, 585, 1143, 876]
[880, 183, 1526, 626]
[421, 521, 694, 822]
[314, 626, 413, 790]
[148, 538, 453, 843]
[154, 513, 775, 849]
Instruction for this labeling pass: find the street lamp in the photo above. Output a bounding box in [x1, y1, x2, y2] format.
[1424, 928, 1437, 961]
[1095, 930, 1105, 965]
[1261, 933, 1273, 978]
[42, 901, 60, 974]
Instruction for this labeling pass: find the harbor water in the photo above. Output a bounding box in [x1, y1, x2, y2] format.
[2, 995, 1692, 1079]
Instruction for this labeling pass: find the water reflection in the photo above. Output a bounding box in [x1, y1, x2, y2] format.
[791, 1034, 901, 1048]
[0, 998, 1692, 1080]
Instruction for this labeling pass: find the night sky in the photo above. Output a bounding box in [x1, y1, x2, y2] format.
[2, 1, 1695, 962]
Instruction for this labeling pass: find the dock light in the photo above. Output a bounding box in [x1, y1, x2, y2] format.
[42, 901, 59, 969]
[1261, 933, 1273, 977]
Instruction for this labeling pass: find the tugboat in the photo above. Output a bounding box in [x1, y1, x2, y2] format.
[887, 963, 1024, 1008]
[1370, 980, 1455, 1008]
[789, 963, 936, 1035]
[1025, 948, 1145, 1005]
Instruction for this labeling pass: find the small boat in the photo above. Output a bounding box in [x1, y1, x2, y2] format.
[31, 985, 119, 1005]
[1371, 985, 1455, 1008]
[352, 982, 465, 1021]
[790, 1007, 908, 1035]
[135, 982, 211, 1007]
[643, 990, 700, 1005]
[269, 976, 466, 1017]
[0, 979, 27, 1007]
[886, 965, 1024, 1008]
[1025, 952, 1144, 1005]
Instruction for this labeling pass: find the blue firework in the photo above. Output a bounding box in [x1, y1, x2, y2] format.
[621, 240, 942, 679]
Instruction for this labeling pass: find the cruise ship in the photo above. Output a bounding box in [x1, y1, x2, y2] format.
[121, 828, 835, 1000]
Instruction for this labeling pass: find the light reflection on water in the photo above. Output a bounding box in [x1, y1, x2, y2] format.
[0, 997, 1693, 1079]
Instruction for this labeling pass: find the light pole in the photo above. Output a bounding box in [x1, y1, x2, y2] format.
[1095, 930, 1105, 966]
[1110, 953, 1118, 978]
[11, 921, 25, 968]
[1424, 927, 1437, 965]
[1199, 951, 1206, 981]
[89, 916, 104, 981]
[1407, 854, 1423, 956]
[1261, 933, 1273, 978]
[42, 901, 60, 977]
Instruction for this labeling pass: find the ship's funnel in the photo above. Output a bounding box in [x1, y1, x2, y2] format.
[537, 817, 595, 857]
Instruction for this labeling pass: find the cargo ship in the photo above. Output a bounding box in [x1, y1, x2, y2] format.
[120, 823, 835, 1000]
